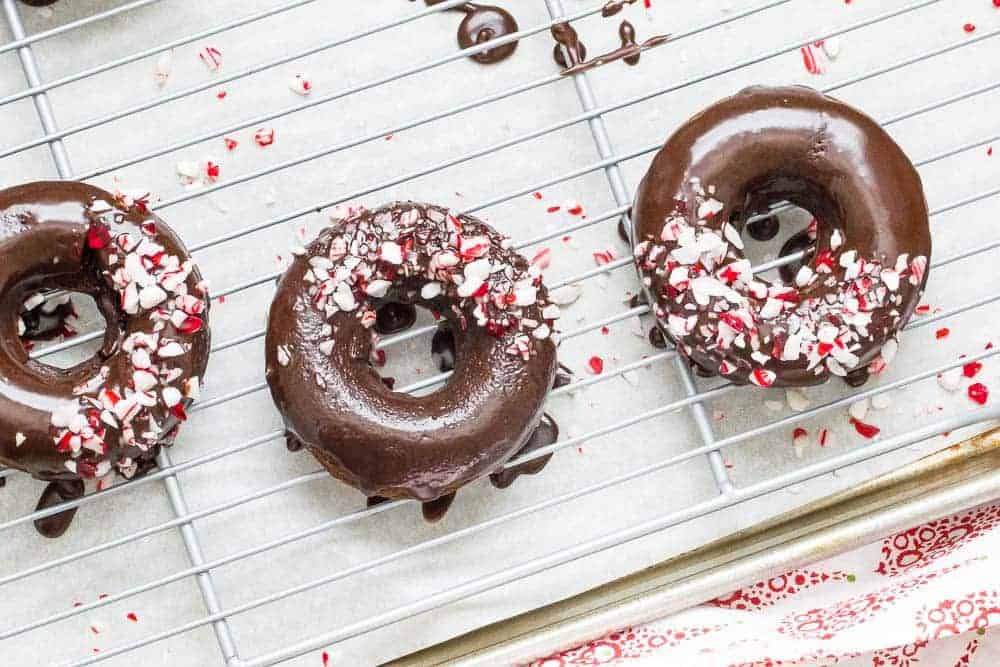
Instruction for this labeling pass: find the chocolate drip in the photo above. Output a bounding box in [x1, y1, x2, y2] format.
[20, 293, 77, 347]
[559, 23, 670, 76]
[553, 363, 574, 388]
[19, 0, 59, 5]
[777, 229, 816, 285]
[746, 215, 780, 241]
[375, 302, 417, 335]
[34, 479, 84, 539]
[367, 495, 389, 507]
[431, 327, 456, 372]
[490, 413, 558, 489]
[648, 327, 667, 349]
[844, 367, 870, 388]
[629, 292, 648, 309]
[617, 218, 631, 245]
[423, 1, 519, 64]
[0, 475, 6, 489]
[600, 0, 638, 17]
[551, 21, 587, 68]
[285, 432, 304, 452]
[421, 492, 456, 521]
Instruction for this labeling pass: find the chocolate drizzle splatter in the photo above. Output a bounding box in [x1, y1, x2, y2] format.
[600, 0, 638, 17]
[422, 1, 519, 64]
[558, 21, 670, 76]
[551, 21, 587, 68]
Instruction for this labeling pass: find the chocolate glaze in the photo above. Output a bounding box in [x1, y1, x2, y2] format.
[266, 202, 557, 510]
[423, 1, 519, 64]
[632, 87, 931, 388]
[551, 21, 587, 68]
[559, 23, 670, 76]
[777, 229, 816, 285]
[375, 302, 417, 335]
[19, 0, 59, 5]
[34, 479, 83, 539]
[0, 182, 210, 536]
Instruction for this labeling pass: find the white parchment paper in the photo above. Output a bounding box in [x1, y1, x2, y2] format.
[0, 1, 998, 665]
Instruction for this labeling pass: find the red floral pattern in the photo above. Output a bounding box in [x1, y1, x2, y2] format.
[915, 591, 1000, 640]
[876, 506, 1000, 577]
[952, 638, 979, 666]
[711, 569, 854, 611]
[778, 563, 965, 640]
[872, 639, 928, 666]
[539, 502, 999, 666]
[529, 624, 724, 666]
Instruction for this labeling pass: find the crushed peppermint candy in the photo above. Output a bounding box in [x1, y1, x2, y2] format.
[254, 128, 276, 147]
[198, 46, 222, 71]
[277, 203, 556, 366]
[288, 73, 313, 95]
[47, 198, 207, 480]
[968, 382, 989, 405]
[634, 183, 926, 387]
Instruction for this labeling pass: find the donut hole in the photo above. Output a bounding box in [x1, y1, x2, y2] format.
[21, 290, 105, 370]
[734, 203, 817, 286]
[369, 302, 457, 396]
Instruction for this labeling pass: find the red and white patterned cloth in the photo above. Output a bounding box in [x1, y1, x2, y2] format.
[535, 503, 1000, 666]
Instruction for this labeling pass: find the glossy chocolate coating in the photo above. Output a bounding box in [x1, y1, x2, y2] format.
[424, 1, 519, 64]
[265, 202, 557, 505]
[0, 182, 210, 490]
[19, 0, 59, 5]
[632, 87, 931, 387]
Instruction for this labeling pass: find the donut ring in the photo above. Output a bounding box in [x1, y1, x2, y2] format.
[632, 86, 930, 388]
[0, 182, 210, 490]
[265, 202, 558, 515]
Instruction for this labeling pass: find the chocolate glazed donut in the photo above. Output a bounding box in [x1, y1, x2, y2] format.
[0, 182, 210, 536]
[266, 202, 558, 520]
[632, 86, 930, 388]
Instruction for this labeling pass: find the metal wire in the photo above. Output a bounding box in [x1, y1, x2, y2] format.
[1, 0, 998, 665]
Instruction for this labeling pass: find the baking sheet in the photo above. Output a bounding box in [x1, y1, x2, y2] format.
[0, 0, 998, 664]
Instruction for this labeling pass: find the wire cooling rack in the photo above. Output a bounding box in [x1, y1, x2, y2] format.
[1, 0, 999, 664]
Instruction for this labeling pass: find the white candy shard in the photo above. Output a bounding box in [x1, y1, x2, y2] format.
[785, 388, 811, 412]
[848, 397, 870, 421]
